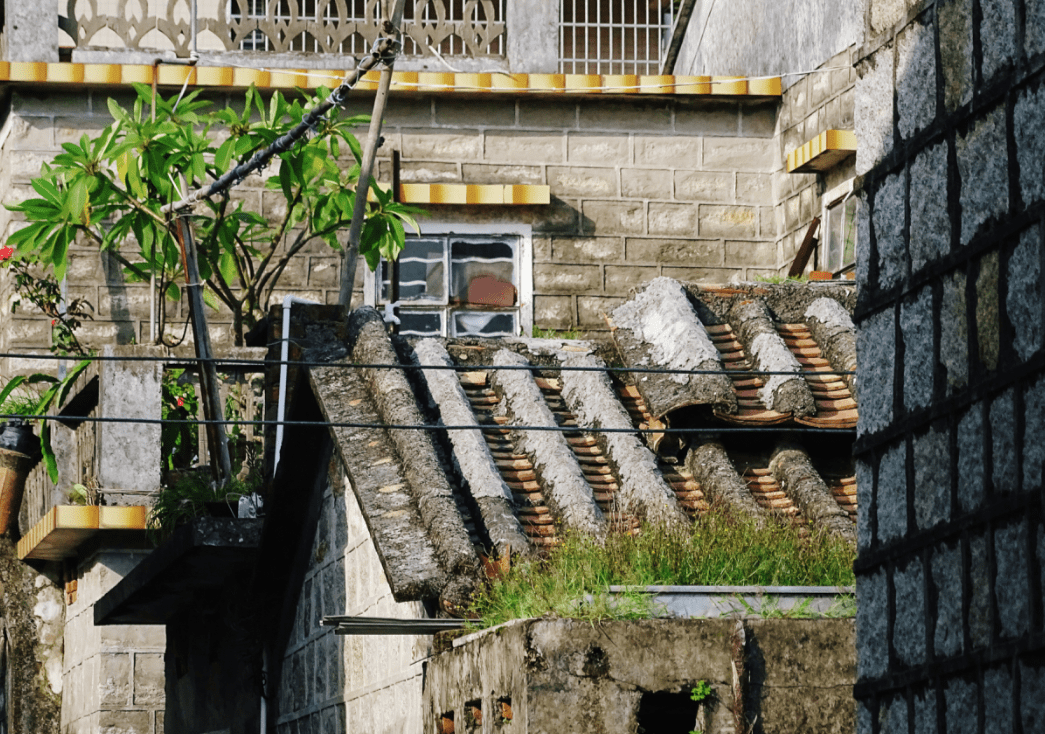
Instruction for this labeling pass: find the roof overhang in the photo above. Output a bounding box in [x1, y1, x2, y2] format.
[17, 505, 149, 561]
[0, 62, 781, 98]
[94, 517, 262, 626]
[787, 130, 857, 173]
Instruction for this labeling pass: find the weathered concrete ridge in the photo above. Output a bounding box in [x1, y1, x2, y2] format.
[611, 277, 736, 418]
[492, 349, 605, 536]
[560, 352, 687, 526]
[413, 339, 531, 559]
[347, 308, 480, 604]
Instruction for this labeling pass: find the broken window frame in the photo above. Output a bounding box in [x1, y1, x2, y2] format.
[819, 179, 858, 276]
[363, 223, 534, 339]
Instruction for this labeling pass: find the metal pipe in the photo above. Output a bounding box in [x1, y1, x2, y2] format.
[337, 0, 407, 307]
[274, 294, 320, 473]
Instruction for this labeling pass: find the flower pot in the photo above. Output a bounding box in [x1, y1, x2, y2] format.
[0, 420, 42, 535]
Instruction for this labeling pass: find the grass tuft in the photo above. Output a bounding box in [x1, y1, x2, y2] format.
[467, 507, 855, 628]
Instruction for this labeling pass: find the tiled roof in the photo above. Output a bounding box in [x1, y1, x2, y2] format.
[308, 278, 858, 606]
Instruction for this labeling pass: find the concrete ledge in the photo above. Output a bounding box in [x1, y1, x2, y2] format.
[786, 129, 857, 173]
[94, 517, 262, 625]
[0, 62, 782, 97]
[18, 505, 149, 561]
[606, 584, 855, 617]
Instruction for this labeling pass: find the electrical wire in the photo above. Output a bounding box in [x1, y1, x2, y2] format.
[215, 57, 849, 95]
[0, 412, 854, 434]
[0, 352, 855, 377]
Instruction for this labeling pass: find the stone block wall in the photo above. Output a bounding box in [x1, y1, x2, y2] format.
[367, 94, 780, 331]
[0, 89, 359, 366]
[62, 550, 166, 734]
[854, 0, 1045, 731]
[1, 87, 785, 347]
[276, 462, 429, 734]
[773, 46, 858, 274]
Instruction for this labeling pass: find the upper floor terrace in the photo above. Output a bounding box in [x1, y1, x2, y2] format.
[3, 0, 682, 75]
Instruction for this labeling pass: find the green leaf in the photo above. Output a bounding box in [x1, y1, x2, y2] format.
[214, 138, 236, 172]
[166, 282, 181, 301]
[55, 360, 91, 408]
[107, 96, 128, 123]
[40, 420, 58, 484]
[0, 375, 26, 408]
[278, 159, 295, 202]
[218, 251, 238, 284]
[202, 288, 221, 311]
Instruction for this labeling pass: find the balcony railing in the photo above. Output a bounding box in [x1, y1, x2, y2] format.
[17, 348, 268, 536]
[60, 0, 506, 59]
[559, 0, 673, 75]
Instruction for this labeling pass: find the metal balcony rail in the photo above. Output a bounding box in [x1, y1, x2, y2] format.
[559, 0, 673, 75]
[60, 0, 505, 58]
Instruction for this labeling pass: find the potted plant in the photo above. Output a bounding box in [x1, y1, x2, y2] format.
[0, 360, 92, 534]
[0, 419, 42, 535]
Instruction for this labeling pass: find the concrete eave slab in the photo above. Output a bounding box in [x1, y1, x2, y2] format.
[0, 62, 782, 98]
[17, 505, 149, 561]
[94, 517, 262, 626]
[787, 130, 857, 173]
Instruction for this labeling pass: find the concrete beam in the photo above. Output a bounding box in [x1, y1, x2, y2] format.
[4, 2, 59, 63]
[506, 0, 559, 74]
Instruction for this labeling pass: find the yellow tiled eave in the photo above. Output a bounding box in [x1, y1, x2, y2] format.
[787, 130, 858, 173]
[393, 183, 550, 205]
[17, 505, 149, 561]
[0, 62, 781, 97]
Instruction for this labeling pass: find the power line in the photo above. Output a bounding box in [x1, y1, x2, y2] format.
[217, 58, 848, 94]
[0, 352, 855, 377]
[0, 412, 854, 434]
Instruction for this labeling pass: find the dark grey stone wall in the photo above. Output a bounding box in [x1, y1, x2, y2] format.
[854, 0, 1045, 730]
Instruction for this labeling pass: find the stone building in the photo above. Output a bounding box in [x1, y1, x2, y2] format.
[852, 0, 1045, 731]
[0, 0, 863, 365]
[0, 1, 872, 733]
[87, 278, 860, 734]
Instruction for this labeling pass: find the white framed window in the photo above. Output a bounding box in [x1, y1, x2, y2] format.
[820, 180, 859, 275]
[364, 223, 533, 338]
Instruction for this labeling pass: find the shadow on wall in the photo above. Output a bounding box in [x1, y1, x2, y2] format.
[102, 250, 139, 345]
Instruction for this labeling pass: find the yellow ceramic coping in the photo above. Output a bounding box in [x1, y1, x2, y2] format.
[18, 505, 149, 561]
[397, 183, 550, 205]
[787, 129, 858, 173]
[0, 62, 782, 97]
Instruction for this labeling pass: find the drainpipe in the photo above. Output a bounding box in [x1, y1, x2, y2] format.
[259, 646, 269, 734]
[274, 295, 319, 473]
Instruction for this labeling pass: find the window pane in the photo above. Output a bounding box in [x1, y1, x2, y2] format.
[842, 198, 858, 268]
[397, 311, 444, 337]
[380, 239, 446, 303]
[449, 239, 516, 306]
[827, 205, 843, 272]
[452, 311, 517, 338]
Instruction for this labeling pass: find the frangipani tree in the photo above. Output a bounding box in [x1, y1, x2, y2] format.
[4, 83, 419, 345]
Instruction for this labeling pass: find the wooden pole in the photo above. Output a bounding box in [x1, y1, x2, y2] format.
[173, 216, 233, 486]
[337, 0, 408, 308]
[388, 148, 401, 334]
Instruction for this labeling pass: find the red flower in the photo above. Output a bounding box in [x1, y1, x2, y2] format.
[51, 319, 57, 326]
[177, 396, 185, 407]
[0, 245, 13, 261]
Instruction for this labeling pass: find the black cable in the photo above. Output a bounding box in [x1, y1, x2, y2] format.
[0, 352, 856, 377]
[0, 412, 854, 434]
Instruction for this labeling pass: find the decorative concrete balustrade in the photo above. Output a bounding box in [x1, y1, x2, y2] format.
[59, 0, 507, 60]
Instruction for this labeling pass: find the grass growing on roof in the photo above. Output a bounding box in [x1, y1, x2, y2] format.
[467, 507, 855, 628]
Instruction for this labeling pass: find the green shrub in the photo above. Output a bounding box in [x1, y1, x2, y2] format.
[467, 507, 855, 628]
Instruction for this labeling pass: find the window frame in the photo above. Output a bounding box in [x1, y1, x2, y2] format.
[819, 179, 858, 276]
[363, 222, 533, 338]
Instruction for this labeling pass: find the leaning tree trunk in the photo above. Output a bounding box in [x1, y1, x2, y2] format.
[0, 538, 63, 734]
